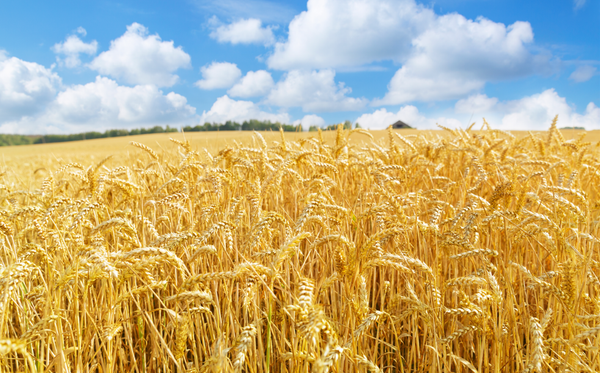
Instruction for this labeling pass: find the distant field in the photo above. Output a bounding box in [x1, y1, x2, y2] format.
[0, 128, 596, 187]
[0, 127, 594, 193]
[1, 128, 596, 160]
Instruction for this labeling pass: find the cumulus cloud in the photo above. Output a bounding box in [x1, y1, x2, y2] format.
[0, 51, 62, 122]
[89, 23, 191, 87]
[195, 62, 242, 90]
[52, 31, 98, 68]
[266, 0, 555, 105]
[497, 89, 599, 130]
[0, 73, 196, 134]
[268, 0, 434, 70]
[199, 95, 290, 124]
[210, 18, 275, 46]
[266, 70, 367, 112]
[0, 52, 196, 134]
[228, 70, 274, 97]
[48, 76, 195, 127]
[293, 114, 326, 130]
[357, 89, 599, 131]
[569, 65, 596, 83]
[375, 15, 550, 105]
[355, 106, 461, 130]
[455, 94, 499, 114]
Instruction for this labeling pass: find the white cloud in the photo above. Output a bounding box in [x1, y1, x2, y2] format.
[0, 51, 61, 122]
[228, 70, 274, 97]
[76, 27, 87, 37]
[455, 94, 499, 114]
[569, 65, 596, 83]
[356, 89, 599, 131]
[574, 0, 586, 10]
[89, 23, 191, 87]
[376, 15, 549, 104]
[355, 106, 461, 130]
[266, 70, 367, 112]
[576, 103, 600, 129]
[267, 0, 435, 70]
[50, 76, 195, 125]
[497, 89, 599, 130]
[210, 18, 275, 46]
[195, 62, 242, 90]
[293, 114, 326, 130]
[0, 75, 196, 134]
[199, 95, 290, 124]
[265, 0, 554, 104]
[52, 33, 98, 68]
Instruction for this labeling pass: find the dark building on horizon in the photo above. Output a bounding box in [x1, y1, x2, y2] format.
[391, 120, 412, 129]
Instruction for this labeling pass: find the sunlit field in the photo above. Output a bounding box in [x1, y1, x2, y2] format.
[1, 123, 599, 372]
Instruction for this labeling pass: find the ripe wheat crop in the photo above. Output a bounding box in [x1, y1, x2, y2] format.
[1, 118, 600, 372]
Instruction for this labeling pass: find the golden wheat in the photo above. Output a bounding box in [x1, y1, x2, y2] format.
[0, 123, 598, 372]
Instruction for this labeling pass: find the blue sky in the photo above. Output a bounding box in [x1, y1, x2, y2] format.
[0, 0, 598, 133]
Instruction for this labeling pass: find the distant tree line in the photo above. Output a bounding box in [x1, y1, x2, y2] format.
[182, 119, 359, 133]
[0, 134, 40, 146]
[33, 125, 178, 144]
[0, 120, 362, 147]
[182, 119, 302, 132]
[319, 120, 356, 131]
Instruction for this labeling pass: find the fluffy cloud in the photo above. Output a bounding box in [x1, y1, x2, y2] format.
[228, 70, 274, 97]
[195, 62, 242, 90]
[268, 0, 434, 70]
[0, 51, 62, 122]
[0, 75, 196, 134]
[266, 0, 554, 104]
[89, 23, 191, 87]
[569, 65, 596, 83]
[293, 114, 326, 130]
[210, 18, 275, 46]
[376, 15, 549, 104]
[266, 70, 367, 112]
[455, 94, 499, 114]
[50, 76, 195, 126]
[199, 95, 290, 124]
[355, 106, 461, 130]
[498, 89, 599, 130]
[357, 89, 599, 131]
[52, 31, 98, 68]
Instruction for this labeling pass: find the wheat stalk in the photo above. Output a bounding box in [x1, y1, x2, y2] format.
[2, 120, 597, 372]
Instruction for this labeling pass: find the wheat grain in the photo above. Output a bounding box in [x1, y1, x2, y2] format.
[233, 324, 257, 371]
[2, 121, 598, 372]
[441, 325, 478, 343]
[529, 317, 544, 373]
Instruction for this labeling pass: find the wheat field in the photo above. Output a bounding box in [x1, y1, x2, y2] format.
[1, 120, 599, 372]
